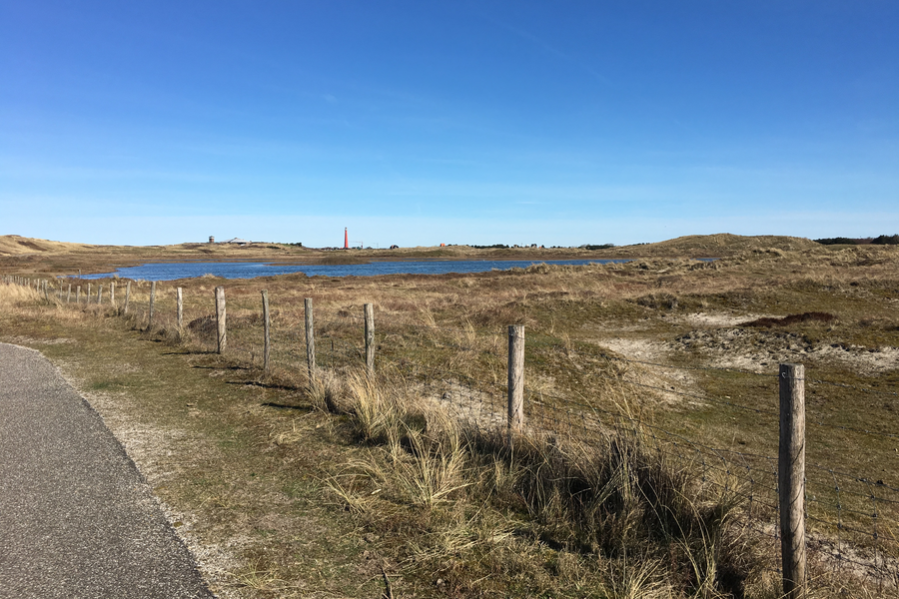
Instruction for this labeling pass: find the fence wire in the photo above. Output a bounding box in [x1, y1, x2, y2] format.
[13, 275, 898, 593]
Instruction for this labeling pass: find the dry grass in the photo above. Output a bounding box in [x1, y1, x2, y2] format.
[319, 369, 771, 597]
[0, 281, 40, 306]
[4, 236, 899, 597]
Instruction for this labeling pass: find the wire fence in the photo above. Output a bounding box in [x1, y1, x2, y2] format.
[8, 274, 899, 594]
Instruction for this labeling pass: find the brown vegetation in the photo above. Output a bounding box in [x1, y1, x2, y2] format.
[743, 312, 836, 328]
[3, 234, 899, 597]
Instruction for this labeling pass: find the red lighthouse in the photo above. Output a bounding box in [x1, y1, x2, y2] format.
[344, 228, 349, 249]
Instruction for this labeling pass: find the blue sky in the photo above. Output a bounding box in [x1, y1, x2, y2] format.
[2, 1, 897, 247]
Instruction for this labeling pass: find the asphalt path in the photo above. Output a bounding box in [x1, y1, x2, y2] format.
[0, 343, 215, 598]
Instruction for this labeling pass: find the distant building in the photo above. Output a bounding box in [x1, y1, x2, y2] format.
[223, 238, 250, 246]
[209, 236, 215, 244]
[390, 245, 399, 250]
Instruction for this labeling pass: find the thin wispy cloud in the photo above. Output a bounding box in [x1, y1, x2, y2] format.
[2, 2, 896, 245]
[493, 21, 615, 87]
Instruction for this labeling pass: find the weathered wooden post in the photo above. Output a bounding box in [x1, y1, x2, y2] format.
[364, 303, 374, 376]
[779, 363, 807, 599]
[124, 281, 131, 315]
[97, 284, 103, 305]
[508, 325, 525, 433]
[110, 281, 116, 309]
[215, 286, 226, 353]
[261, 290, 270, 371]
[148, 281, 156, 329]
[67, 283, 71, 304]
[87, 282, 91, 304]
[305, 298, 315, 379]
[176, 287, 183, 332]
[76, 286, 81, 304]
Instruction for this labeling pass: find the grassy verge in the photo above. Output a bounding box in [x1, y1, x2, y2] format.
[3, 240, 899, 597]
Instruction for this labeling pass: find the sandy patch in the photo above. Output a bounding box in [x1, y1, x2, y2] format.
[596, 338, 704, 406]
[4, 335, 75, 345]
[426, 381, 506, 431]
[600, 337, 668, 362]
[679, 312, 775, 327]
[674, 328, 899, 374]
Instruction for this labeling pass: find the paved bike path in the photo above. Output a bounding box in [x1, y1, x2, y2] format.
[0, 343, 215, 598]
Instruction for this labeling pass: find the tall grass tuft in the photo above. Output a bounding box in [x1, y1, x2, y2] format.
[307, 370, 347, 414]
[469, 427, 757, 597]
[0, 282, 41, 307]
[326, 369, 762, 596]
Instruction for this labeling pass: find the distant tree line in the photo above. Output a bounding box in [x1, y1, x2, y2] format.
[814, 235, 899, 246]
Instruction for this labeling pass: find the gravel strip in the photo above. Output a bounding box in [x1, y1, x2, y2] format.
[0, 342, 215, 598]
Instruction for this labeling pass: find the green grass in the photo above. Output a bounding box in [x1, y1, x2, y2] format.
[4, 241, 899, 596]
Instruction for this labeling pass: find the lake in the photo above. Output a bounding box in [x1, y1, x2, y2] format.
[80, 259, 629, 281]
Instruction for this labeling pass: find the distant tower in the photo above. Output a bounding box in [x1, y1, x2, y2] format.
[344, 228, 349, 249]
[209, 236, 215, 244]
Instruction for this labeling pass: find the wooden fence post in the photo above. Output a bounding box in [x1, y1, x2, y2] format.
[305, 298, 316, 379]
[87, 282, 91, 304]
[261, 290, 270, 371]
[76, 286, 81, 304]
[67, 283, 71, 304]
[779, 363, 807, 599]
[508, 325, 525, 433]
[177, 287, 183, 332]
[148, 281, 156, 329]
[215, 286, 226, 353]
[124, 281, 131, 315]
[97, 284, 103, 305]
[110, 281, 116, 309]
[364, 303, 375, 376]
